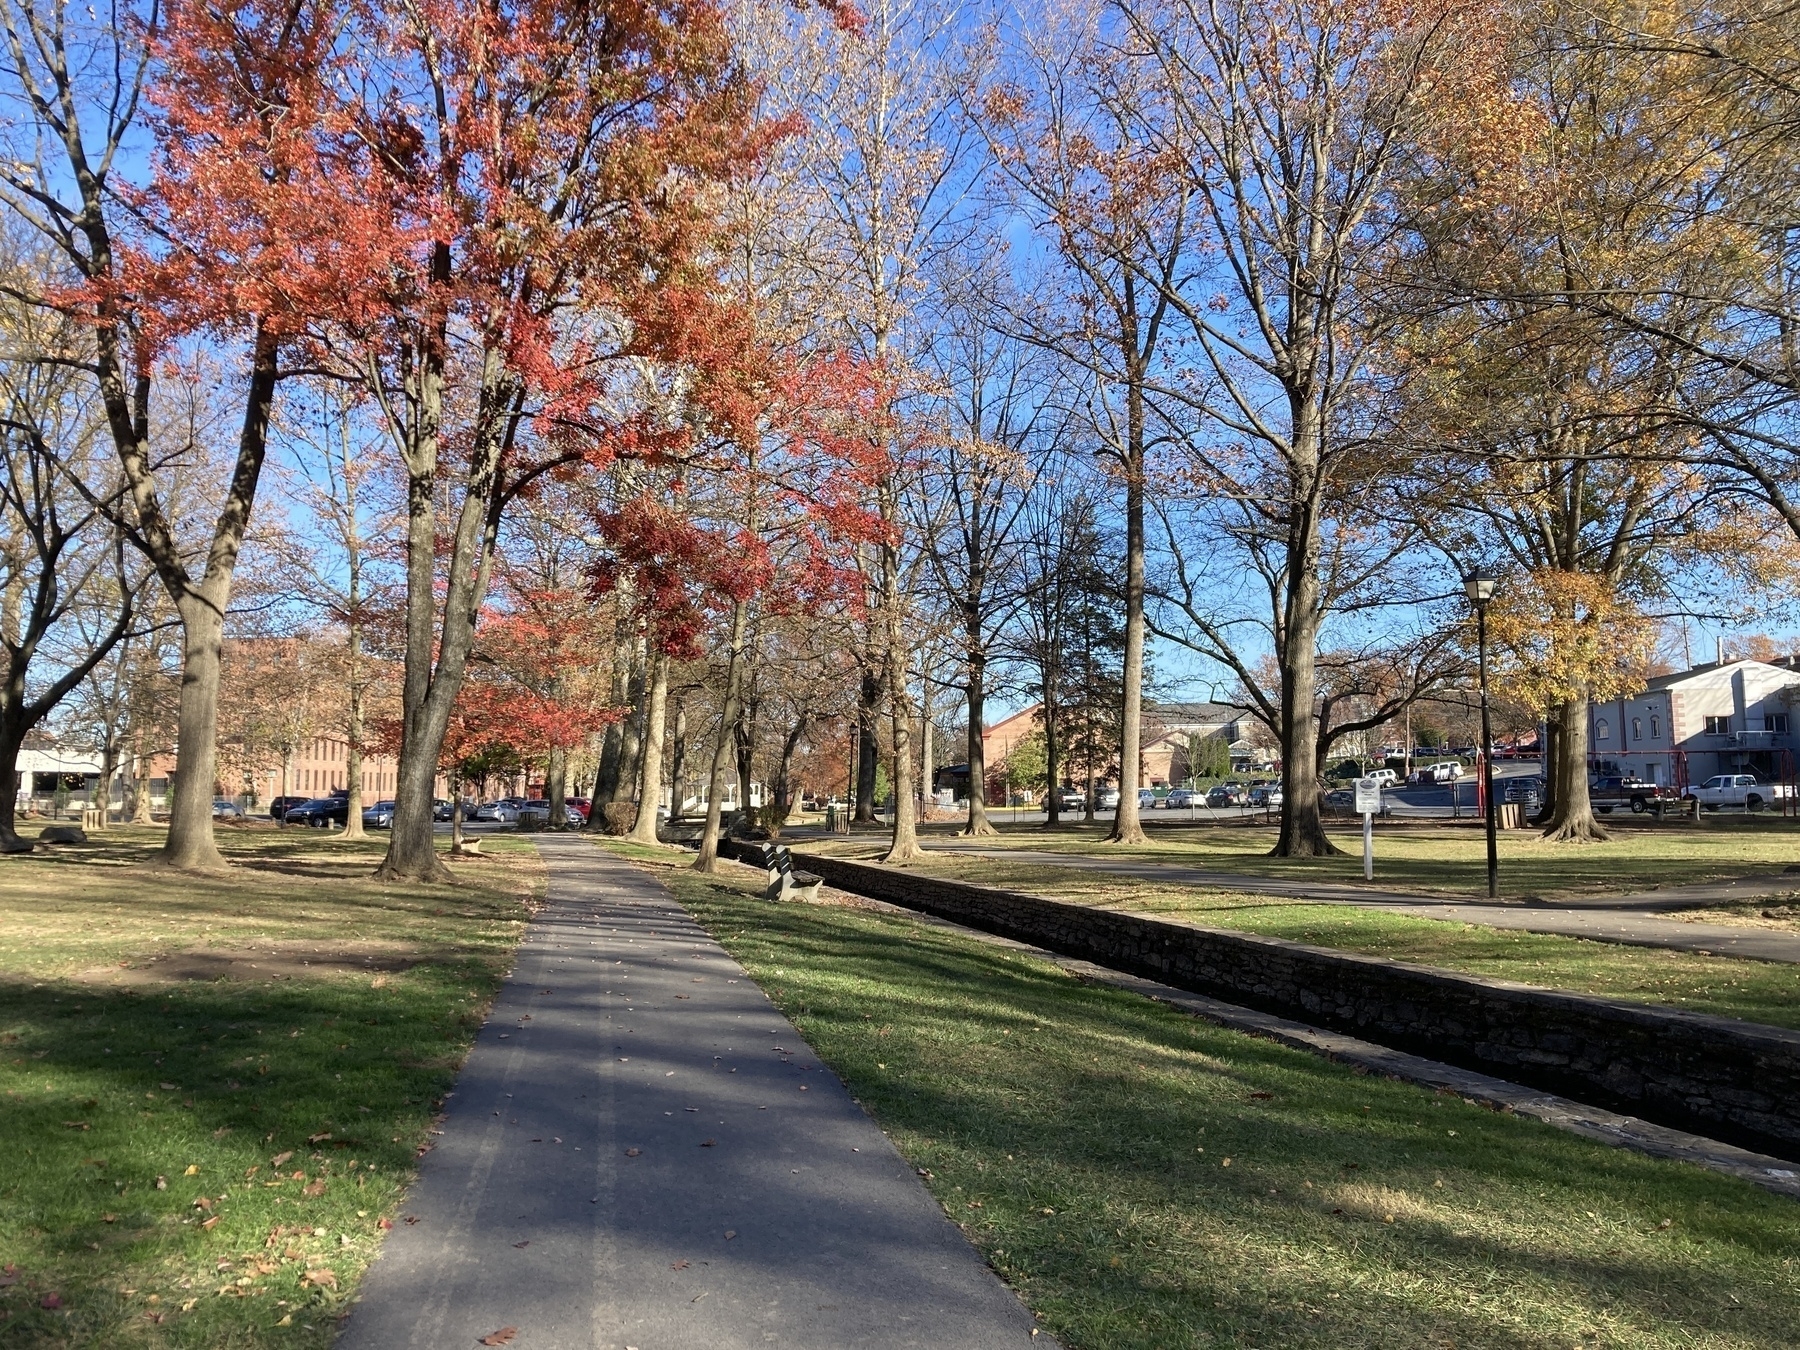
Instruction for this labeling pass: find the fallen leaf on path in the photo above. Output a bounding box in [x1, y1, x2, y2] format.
[478, 1328, 518, 1346]
[404, 1215, 420, 1225]
[624, 1148, 641, 1157]
[700, 1139, 715, 1148]
[513, 1241, 530, 1249]
[724, 1230, 736, 1240]
[378, 1218, 393, 1230]
[671, 1259, 688, 1270]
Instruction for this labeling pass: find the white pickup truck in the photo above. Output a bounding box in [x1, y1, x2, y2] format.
[1683, 774, 1796, 812]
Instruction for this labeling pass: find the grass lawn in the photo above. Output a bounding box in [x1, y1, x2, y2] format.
[618, 844, 1800, 1350]
[814, 817, 1800, 899]
[823, 851, 1800, 1032]
[0, 824, 542, 1348]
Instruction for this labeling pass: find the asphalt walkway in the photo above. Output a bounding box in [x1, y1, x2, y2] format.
[338, 837, 1047, 1350]
[920, 844, 1800, 964]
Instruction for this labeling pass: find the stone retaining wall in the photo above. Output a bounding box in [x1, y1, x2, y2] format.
[723, 841, 1800, 1161]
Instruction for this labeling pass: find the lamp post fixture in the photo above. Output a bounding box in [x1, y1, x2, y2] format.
[1463, 570, 1500, 899]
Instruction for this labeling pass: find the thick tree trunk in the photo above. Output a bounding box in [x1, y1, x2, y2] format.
[129, 744, 152, 825]
[546, 745, 568, 829]
[1044, 701, 1061, 827]
[962, 650, 997, 836]
[161, 594, 229, 870]
[618, 647, 646, 803]
[1107, 447, 1147, 844]
[626, 653, 670, 846]
[0, 724, 32, 853]
[1542, 693, 1607, 841]
[96, 738, 118, 830]
[1271, 444, 1339, 859]
[854, 667, 880, 822]
[695, 600, 749, 872]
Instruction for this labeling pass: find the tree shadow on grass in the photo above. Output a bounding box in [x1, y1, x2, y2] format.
[0, 960, 499, 1348]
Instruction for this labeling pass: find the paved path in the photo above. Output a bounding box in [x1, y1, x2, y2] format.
[339, 838, 1047, 1350]
[919, 844, 1800, 964]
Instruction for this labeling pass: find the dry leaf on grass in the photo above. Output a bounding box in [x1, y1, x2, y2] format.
[272, 1151, 294, 1167]
[300, 1269, 337, 1289]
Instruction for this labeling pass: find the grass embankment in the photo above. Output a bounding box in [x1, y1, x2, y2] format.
[817, 850, 1800, 1031]
[811, 818, 1800, 899]
[627, 846, 1800, 1350]
[0, 825, 542, 1348]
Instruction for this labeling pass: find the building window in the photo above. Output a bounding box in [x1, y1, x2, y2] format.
[1650, 715, 1659, 739]
[1704, 715, 1730, 736]
[1767, 714, 1790, 735]
[1595, 718, 1610, 742]
[1632, 718, 1642, 741]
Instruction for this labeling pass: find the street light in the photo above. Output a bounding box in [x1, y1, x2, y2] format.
[1463, 569, 1500, 899]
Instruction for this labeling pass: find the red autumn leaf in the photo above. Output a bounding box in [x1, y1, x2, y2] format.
[478, 1329, 518, 1346]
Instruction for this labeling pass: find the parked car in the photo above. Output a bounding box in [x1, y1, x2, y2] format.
[1249, 783, 1284, 807]
[212, 798, 243, 819]
[433, 798, 457, 821]
[1057, 788, 1084, 811]
[1364, 768, 1398, 788]
[1137, 788, 1158, 810]
[1588, 776, 1678, 814]
[474, 800, 521, 823]
[362, 799, 397, 829]
[1096, 787, 1121, 810]
[1206, 783, 1246, 807]
[1684, 773, 1794, 812]
[1428, 760, 1465, 783]
[1164, 787, 1197, 809]
[267, 795, 308, 820]
[284, 797, 350, 828]
[1323, 787, 1356, 811]
[1503, 776, 1544, 805]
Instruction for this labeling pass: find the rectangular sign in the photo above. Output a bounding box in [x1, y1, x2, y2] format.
[1354, 777, 1381, 815]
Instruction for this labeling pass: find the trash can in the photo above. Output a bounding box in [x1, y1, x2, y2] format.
[825, 804, 837, 833]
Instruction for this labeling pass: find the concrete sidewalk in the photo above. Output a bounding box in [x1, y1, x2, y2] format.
[338, 837, 1047, 1350]
[919, 844, 1800, 964]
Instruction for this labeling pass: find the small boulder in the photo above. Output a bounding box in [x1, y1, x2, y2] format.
[38, 825, 88, 846]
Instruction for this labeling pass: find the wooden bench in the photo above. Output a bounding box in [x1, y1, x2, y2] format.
[760, 843, 823, 902]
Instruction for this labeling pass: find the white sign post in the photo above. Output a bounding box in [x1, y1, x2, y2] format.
[1353, 777, 1381, 880]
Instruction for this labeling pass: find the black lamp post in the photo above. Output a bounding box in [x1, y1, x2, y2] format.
[1463, 570, 1499, 899]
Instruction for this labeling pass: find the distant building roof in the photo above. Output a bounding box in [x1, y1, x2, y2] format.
[1635, 658, 1800, 695]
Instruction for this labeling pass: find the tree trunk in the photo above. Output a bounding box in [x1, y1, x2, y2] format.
[854, 667, 880, 822]
[161, 593, 229, 870]
[1044, 701, 1061, 827]
[340, 624, 366, 840]
[546, 745, 568, 829]
[1541, 692, 1607, 841]
[96, 737, 118, 830]
[619, 645, 646, 803]
[1106, 445, 1147, 845]
[1271, 445, 1339, 858]
[626, 652, 670, 846]
[919, 676, 934, 814]
[962, 648, 997, 836]
[668, 700, 688, 819]
[0, 723, 32, 853]
[129, 743, 152, 825]
[695, 599, 749, 872]
[881, 533, 921, 862]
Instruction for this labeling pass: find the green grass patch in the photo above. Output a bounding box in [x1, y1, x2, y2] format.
[635, 847, 1800, 1349]
[0, 825, 542, 1347]
[818, 817, 1800, 899]
[851, 854, 1800, 1031]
